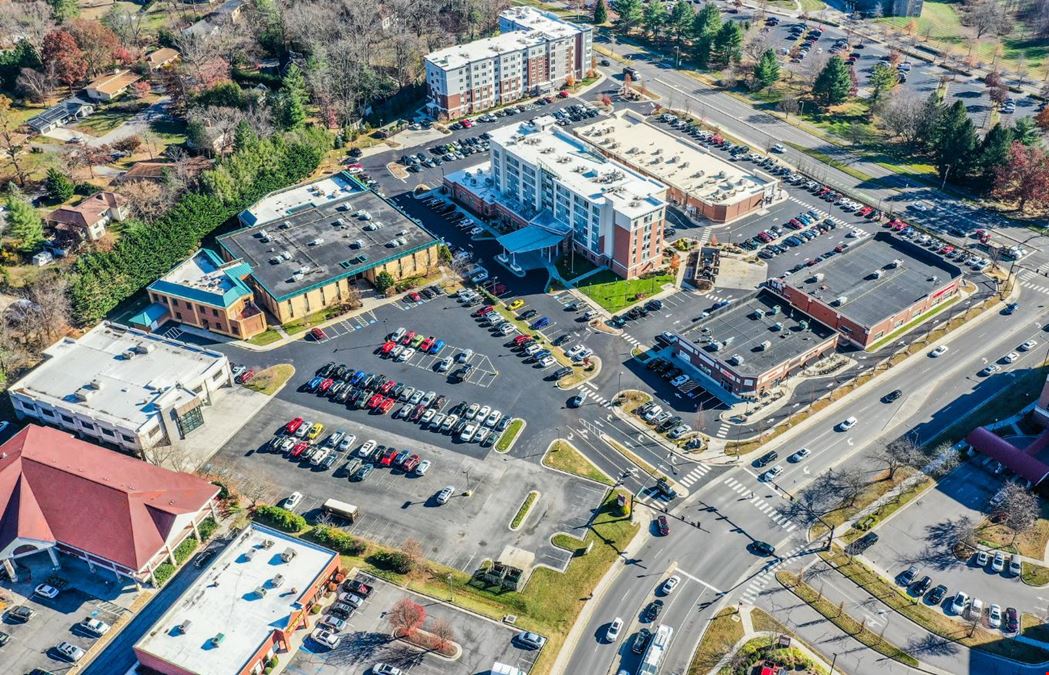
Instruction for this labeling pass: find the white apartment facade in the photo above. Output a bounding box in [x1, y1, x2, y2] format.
[8, 322, 232, 453]
[487, 116, 668, 279]
[425, 7, 593, 119]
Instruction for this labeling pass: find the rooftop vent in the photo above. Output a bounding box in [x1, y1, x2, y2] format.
[870, 269, 883, 279]
[759, 340, 772, 351]
[810, 273, 824, 283]
[132, 343, 154, 354]
[771, 322, 783, 332]
[888, 259, 903, 268]
[729, 354, 745, 366]
[262, 539, 274, 549]
[752, 309, 765, 320]
[798, 319, 809, 330]
[280, 547, 297, 563]
[832, 296, 848, 307]
[271, 573, 285, 588]
[770, 305, 782, 316]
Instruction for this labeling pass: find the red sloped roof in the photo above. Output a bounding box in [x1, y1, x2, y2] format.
[0, 425, 218, 572]
[967, 426, 1049, 486]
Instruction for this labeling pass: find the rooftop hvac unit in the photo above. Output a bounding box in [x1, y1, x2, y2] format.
[243, 548, 256, 561]
[262, 539, 274, 549]
[759, 340, 772, 351]
[710, 340, 723, 352]
[176, 620, 191, 635]
[254, 586, 268, 598]
[132, 343, 154, 354]
[309, 238, 324, 246]
[729, 354, 744, 366]
[298, 266, 311, 275]
[798, 319, 809, 330]
[871, 269, 883, 279]
[271, 573, 284, 588]
[280, 547, 297, 563]
[752, 309, 765, 320]
[832, 296, 848, 307]
[888, 259, 903, 268]
[771, 322, 783, 332]
[770, 305, 781, 316]
[280, 220, 292, 229]
[811, 273, 824, 283]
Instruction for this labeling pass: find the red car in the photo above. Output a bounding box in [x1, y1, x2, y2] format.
[310, 327, 327, 341]
[235, 368, 255, 384]
[558, 90, 569, 98]
[857, 206, 873, 217]
[940, 245, 954, 254]
[380, 340, 396, 356]
[490, 283, 507, 296]
[419, 337, 434, 352]
[379, 397, 396, 414]
[318, 378, 335, 394]
[655, 515, 670, 536]
[379, 448, 398, 466]
[366, 393, 383, 409]
[461, 118, 474, 128]
[513, 334, 530, 347]
[400, 330, 416, 345]
[290, 442, 309, 458]
[402, 454, 421, 472]
[409, 291, 422, 302]
[379, 379, 396, 395]
[285, 417, 304, 435]
[473, 305, 494, 317]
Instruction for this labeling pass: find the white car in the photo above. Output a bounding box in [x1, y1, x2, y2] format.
[789, 448, 811, 462]
[539, 355, 556, 368]
[283, 491, 303, 510]
[486, 410, 502, 427]
[1020, 340, 1038, 351]
[969, 597, 984, 620]
[670, 375, 690, 387]
[460, 423, 478, 442]
[437, 356, 453, 372]
[771, 143, 786, 153]
[988, 603, 1002, 629]
[358, 439, 377, 459]
[991, 551, 1006, 573]
[475, 427, 490, 445]
[929, 345, 949, 357]
[398, 347, 416, 362]
[606, 617, 623, 642]
[436, 485, 455, 504]
[478, 405, 492, 421]
[760, 465, 783, 481]
[572, 347, 593, 362]
[34, 584, 60, 599]
[421, 409, 435, 425]
[951, 591, 970, 615]
[430, 413, 445, 430]
[338, 434, 357, 452]
[415, 459, 431, 475]
[311, 627, 342, 649]
[837, 416, 857, 432]
[661, 575, 681, 595]
[1002, 352, 1019, 364]
[566, 345, 585, 359]
[980, 364, 1001, 376]
[465, 403, 480, 420]
[80, 618, 111, 636]
[441, 414, 458, 433]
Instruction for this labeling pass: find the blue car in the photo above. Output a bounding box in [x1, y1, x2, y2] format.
[429, 339, 445, 355]
[350, 370, 366, 385]
[305, 375, 323, 391]
[531, 316, 550, 330]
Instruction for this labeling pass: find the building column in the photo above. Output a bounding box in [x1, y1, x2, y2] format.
[165, 544, 176, 566]
[191, 518, 201, 541]
[47, 546, 60, 569]
[3, 558, 17, 582]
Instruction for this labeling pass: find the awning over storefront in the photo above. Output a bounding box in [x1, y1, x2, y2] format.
[496, 225, 566, 254]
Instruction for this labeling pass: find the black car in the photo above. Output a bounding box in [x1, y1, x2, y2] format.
[353, 464, 373, 481]
[749, 541, 776, 556]
[927, 584, 948, 605]
[567, 395, 583, 408]
[631, 627, 652, 654]
[643, 599, 664, 621]
[552, 334, 572, 347]
[898, 566, 918, 586]
[552, 366, 572, 379]
[911, 575, 932, 596]
[882, 389, 903, 403]
[753, 451, 778, 468]
[6, 605, 34, 623]
[1006, 606, 1019, 633]
[519, 309, 538, 320]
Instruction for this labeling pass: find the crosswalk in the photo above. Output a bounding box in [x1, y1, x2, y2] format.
[1018, 270, 1049, 296]
[697, 227, 713, 246]
[579, 381, 613, 408]
[678, 463, 712, 489]
[723, 476, 798, 533]
[740, 543, 805, 604]
[621, 332, 643, 348]
[634, 486, 674, 508]
[714, 421, 731, 439]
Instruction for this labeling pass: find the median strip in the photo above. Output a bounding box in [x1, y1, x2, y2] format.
[510, 491, 540, 531]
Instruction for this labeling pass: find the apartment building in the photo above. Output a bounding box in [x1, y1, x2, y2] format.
[425, 7, 592, 119]
[446, 115, 668, 279]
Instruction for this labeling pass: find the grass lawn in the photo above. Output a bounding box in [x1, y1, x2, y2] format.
[866, 296, 960, 352]
[148, 118, 188, 146]
[73, 106, 138, 136]
[1022, 562, 1049, 587]
[243, 364, 295, 396]
[543, 440, 615, 486]
[778, 570, 919, 667]
[978, 492, 1049, 560]
[721, 635, 829, 675]
[284, 303, 361, 334]
[555, 254, 600, 282]
[551, 532, 587, 551]
[687, 608, 744, 674]
[819, 549, 1049, 662]
[510, 491, 539, 529]
[576, 271, 675, 314]
[495, 418, 525, 453]
[246, 328, 283, 346]
[799, 0, 826, 11]
[750, 607, 787, 633]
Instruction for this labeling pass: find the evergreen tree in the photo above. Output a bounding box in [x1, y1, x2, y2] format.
[867, 62, 898, 111]
[934, 99, 978, 183]
[1012, 116, 1039, 146]
[47, 0, 79, 21]
[613, 0, 644, 34]
[642, 1, 668, 41]
[45, 168, 74, 203]
[6, 194, 44, 253]
[711, 21, 743, 67]
[752, 49, 780, 91]
[668, 1, 696, 54]
[811, 56, 852, 108]
[593, 0, 608, 24]
[975, 122, 1013, 190]
[276, 64, 308, 130]
[691, 2, 721, 67]
[915, 92, 944, 152]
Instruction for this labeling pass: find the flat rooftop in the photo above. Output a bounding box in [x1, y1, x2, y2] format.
[221, 173, 436, 301]
[575, 111, 773, 207]
[134, 524, 338, 675]
[681, 291, 837, 377]
[426, 31, 545, 70]
[499, 6, 584, 40]
[784, 232, 962, 328]
[11, 322, 226, 430]
[491, 115, 667, 219]
[149, 249, 253, 309]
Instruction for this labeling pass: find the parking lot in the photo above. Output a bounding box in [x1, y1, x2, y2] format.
[1, 556, 133, 675]
[288, 579, 541, 675]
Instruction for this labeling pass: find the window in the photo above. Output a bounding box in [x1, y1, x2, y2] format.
[101, 428, 114, 437]
[121, 434, 134, 443]
[60, 414, 74, 424]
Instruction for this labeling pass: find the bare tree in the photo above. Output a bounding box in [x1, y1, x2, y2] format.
[993, 483, 1038, 543]
[16, 67, 53, 103]
[120, 180, 178, 221]
[964, 0, 1013, 39]
[834, 468, 868, 509]
[779, 95, 801, 119]
[0, 1, 53, 50]
[0, 95, 29, 187]
[103, 5, 146, 48]
[23, 274, 71, 344]
[430, 617, 455, 651]
[401, 538, 424, 576]
[141, 443, 195, 472]
[387, 597, 426, 637]
[874, 437, 927, 481]
[878, 93, 925, 144]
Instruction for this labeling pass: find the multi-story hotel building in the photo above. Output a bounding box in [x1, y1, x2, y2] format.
[425, 7, 592, 119]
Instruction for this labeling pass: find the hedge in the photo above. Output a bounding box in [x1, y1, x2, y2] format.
[198, 516, 218, 540]
[305, 525, 367, 556]
[71, 126, 330, 325]
[367, 550, 414, 574]
[253, 505, 307, 533]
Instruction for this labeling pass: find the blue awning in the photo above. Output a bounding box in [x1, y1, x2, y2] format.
[496, 225, 566, 254]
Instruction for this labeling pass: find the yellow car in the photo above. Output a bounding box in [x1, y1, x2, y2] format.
[508, 299, 525, 310]
[307, 422, 325, 440]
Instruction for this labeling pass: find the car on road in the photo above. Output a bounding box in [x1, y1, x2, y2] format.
[929, 345, 949, 357]
[643, 600, 664, 622]
[927, 584, 948, 605]
[606, 617, 623, 642]
[836, 416, 857, 431]
[882, 389, 903, 403]
[753, 451, 778, 467]
[1003, 302, 1019, 315]
[632, 627, 653, 654]
[1020, 340, 1038, 351]
[1002, 352, 1019, 364]
[980, 364, 1001, 376]
[660, 575, 681, 595]
[567, 394, 583, 408]
[788, 448, 810, 462]
[749, 541, 776, 556]
[655, 515, 670, 536]
[760, 465, 783, 481]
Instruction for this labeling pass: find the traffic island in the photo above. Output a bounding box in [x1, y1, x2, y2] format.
[494, 418, 526, 453]
[542, 439, 615, 486]
[509, 491, 540, 531]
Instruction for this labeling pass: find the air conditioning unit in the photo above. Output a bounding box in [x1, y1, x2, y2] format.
[832, 296, 848, 306]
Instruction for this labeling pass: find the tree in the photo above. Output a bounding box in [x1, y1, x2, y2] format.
[992, 483, 1038, 543]
[430, 617, 455, 651]
[46, 0, 79, 22]
[934, 99, 978, 182]
[975, 122, 1013, 190]
[711, 21, 743, 67]
[41, 29, 87, 90]
[67, 19, 121, 77]
[642, 1, 668, 42]
[994, 141, 1049, 212]
[691, 2, 721, 67]
[0, 95, 29, 187]
[6, 193, 44, 253]
[387, 598, 426, 637]
[752, 48, 780, 91]
[113, 134, 143, 155]
[668, 1, 695, 54]
[867, 62, 899, 111]
[276, 64, 308, 130]
[401, 538, 424, 576]
[593, 0, 608, 24]
[873, 437, 926, 481]
[45, 168, 74, 202]
[1035, 106, 1049, 133]
[966, 0, 1012, 39]
[375, 271, 396, 294]
[1012, 116, 1039, 146]
[613, 0, 643, 34]
[811, 56, 851, 108]
[879, 93, 925, 145]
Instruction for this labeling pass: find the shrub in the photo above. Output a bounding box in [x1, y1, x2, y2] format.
[172, 536, 199, 564]
[368, 550, 414, 575]
[306, 526, 367, 556]
[253, 505, 307, 533]
[309, 604, 321, 614]
[198, 516, 218, 540]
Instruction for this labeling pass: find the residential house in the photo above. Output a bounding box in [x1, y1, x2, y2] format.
[46, 191, 128, 244]
[26, 99, 94, 135]
[146, 47, 180, 71]
[84, 69, 142, 102]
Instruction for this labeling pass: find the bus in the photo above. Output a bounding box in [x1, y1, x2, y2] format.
[322, 498, 360, 524]
[638, 624, 673, 675]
